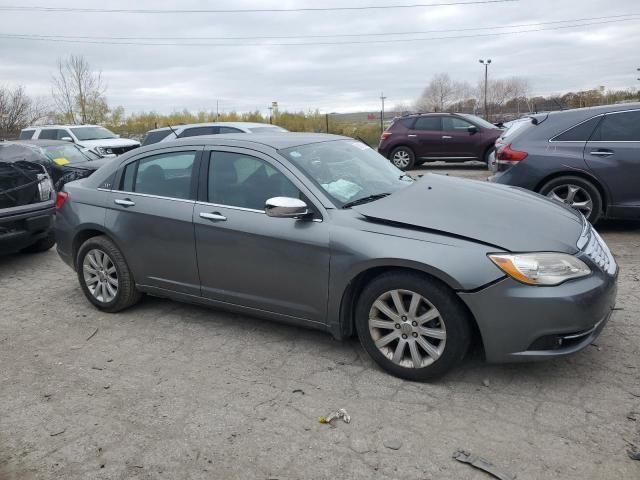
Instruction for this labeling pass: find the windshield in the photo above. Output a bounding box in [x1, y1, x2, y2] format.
[42, 144, 94, 164]
[280, 139, 413, 207]
[70, 126, 117, 141]
[458, 114, 498, 130]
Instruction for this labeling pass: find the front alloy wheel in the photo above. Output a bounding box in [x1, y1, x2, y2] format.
[355, 272, 471, 381]
[83, 249, 119, 303]
[369, 289, 446, 368]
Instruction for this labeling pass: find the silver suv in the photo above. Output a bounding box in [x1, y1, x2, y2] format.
[20, 125, 140, 157]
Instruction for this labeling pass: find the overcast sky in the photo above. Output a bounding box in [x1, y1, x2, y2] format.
[0, 0, 639, 115]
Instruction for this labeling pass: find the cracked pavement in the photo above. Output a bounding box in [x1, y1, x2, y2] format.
[1, 163, 639, 479]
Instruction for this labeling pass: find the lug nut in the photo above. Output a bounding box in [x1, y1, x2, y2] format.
[401, 315, 407, 321]
[412, 321, 417, 326]
[395, 323, 400, 329]
[412, 332, 418, 338]
[401, 334, 407, 339]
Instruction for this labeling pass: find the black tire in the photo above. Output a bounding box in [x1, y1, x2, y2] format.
[22, 231, 55, 253]
[76, 235, 141, 313]
[483, 147, 495, 168]
[538, 175, 603, 224]
[355, 271, 471, 381]
[389, 146, 416, 171]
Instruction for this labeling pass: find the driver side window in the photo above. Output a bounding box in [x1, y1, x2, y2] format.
[208, 151, 300, 210]
[442, 117, 474, 131]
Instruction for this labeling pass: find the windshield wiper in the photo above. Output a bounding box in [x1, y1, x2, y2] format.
[342, 193, 390, 209]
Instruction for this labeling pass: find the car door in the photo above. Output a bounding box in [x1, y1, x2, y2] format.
[193, 148, 330, 323]
[441, 116, 479, 158]
[410, 116, 443, 158]
[584, 110, 640, 215]
[105, 147, 203, 295]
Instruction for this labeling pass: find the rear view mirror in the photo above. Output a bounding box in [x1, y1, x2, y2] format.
[467, 125, 478, 134]
[265, 197, 309, 218]
[60, 136, 74, 142]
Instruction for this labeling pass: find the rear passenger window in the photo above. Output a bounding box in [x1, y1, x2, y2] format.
[413, 117, 441, 131]
[19, 130, 35, 140]
[590, 111, 640, 142]
[553, 117, 602, 142]
[120, 151, 196, 200]
[178, 126, 218, 138]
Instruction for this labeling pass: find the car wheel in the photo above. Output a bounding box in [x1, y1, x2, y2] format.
[355, 272, 471, 381]
[483, 147, 495, 169]
[390, 147, 415, 171]
[21, 231, 55, 253]
[77, 235, 142, 313]
[539, 176, 603, 223]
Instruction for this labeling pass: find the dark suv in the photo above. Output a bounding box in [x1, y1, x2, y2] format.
[378, 113, 502, 170]
[489, 103, 640, 224]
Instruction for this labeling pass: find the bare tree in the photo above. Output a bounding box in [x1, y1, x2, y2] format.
[415, 73, 471, 112]
[52, 55, 108, 124]
[0, 85, 47, 136]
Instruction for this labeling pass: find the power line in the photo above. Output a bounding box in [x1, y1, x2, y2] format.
[0, 0, 518, 14]
[2, 13, 637, 41]
[0, 17, 638, 47]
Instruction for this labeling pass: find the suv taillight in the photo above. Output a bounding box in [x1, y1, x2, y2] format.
[496, 143, 528, 163]
[380, 131, 392, 141]
[55, 191, 69, 210]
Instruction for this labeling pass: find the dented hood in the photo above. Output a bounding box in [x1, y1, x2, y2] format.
[352, 174, 584, 253]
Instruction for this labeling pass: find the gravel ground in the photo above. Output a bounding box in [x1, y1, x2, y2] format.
[1, 162, 639, 480]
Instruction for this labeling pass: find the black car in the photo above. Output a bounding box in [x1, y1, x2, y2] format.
[0, 140, 110, 191]
[0, 156, 56, 254]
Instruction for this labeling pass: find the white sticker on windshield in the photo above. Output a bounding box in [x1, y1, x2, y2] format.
[351, 142, 370, 150]
[289, 151, 302, 158]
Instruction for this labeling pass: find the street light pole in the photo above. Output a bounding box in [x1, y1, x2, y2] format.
[479, 59, 492, 120]
[380, 92, 387, 134]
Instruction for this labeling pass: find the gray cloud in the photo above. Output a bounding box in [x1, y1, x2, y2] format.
[0, 0, 638, 115]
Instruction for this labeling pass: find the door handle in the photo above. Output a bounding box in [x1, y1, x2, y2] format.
[408, 134, 417, 137]
[114, 198, 135, 207]
[442, 135, 453, 139]
[590, 150, 614, 157]
[200, 212, 227, 221]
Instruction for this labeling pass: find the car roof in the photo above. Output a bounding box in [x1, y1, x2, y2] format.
[23, 124, 104, 129]
[4, 139, 72, 147]
[147, 122, 283, 133]
[135, 132, 350, 154]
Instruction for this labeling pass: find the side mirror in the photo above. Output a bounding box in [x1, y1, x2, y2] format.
[60, 136, 74, 142]
[265, 197, 309, 218]
[467, 125, 478, 134]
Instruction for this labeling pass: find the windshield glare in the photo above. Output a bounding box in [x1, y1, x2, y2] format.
[458, 114, 498, 130]
[280, 140, 413, 207]
[43, 144, 93, 164]
[70, 126, 117, 141]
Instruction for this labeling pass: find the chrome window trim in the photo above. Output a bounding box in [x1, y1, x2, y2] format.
[195, 200, 323, 222]
[110, 189, 195, 204]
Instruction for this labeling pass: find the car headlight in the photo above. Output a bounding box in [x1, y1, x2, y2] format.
[96, 147, 113, 155]
[488, 253, 591, 286]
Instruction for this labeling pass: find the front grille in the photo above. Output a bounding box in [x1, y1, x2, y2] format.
[582, 226, 616, 275]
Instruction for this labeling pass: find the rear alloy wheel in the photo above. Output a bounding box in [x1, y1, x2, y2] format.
[390, 147, 415, 170]
[355, 272, 471, 381]
[539, 176, 602, 223]
[77, 235, 141, 312]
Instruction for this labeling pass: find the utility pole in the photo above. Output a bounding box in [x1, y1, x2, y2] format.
[216, 100, 219, 121]
[380, 92, 387, 134]
[479, 59, 492, 120]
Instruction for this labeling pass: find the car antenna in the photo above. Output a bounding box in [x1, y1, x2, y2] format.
[166, 124, 178, 137]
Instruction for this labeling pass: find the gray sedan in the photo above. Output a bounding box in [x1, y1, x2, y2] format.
[54, 133, 618, 380]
